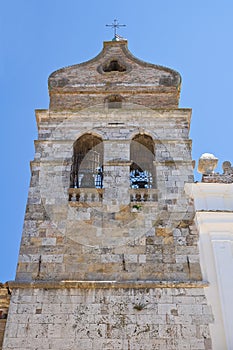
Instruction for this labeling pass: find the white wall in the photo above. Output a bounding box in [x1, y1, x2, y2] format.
[185, 183, 233, 350]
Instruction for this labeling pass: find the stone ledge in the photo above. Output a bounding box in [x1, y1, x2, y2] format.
[35, 108, 192, 122]
[8, 280, 209, 290]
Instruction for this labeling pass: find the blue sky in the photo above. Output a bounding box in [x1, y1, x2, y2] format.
[0, 0, 232, 282]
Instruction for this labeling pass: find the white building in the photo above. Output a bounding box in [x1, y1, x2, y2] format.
[186, 155, 233, 349]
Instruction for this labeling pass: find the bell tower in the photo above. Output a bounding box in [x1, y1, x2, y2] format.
[3, 39, 213, 349]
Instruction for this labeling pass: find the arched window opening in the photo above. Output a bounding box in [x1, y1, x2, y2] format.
[103, 60, 126, 72]
[70, 134, 104, 189]
[130, 134, 155, 189]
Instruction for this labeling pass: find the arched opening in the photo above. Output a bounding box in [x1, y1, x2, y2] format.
[103, 60, 126, 72]
[130, 134, 155, 189]
[70, 134, 104, 189]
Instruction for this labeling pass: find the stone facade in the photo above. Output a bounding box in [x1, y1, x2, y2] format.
[16, 107, 198, 283]
[0, 284, 10, 350]
[3, 283, 212, 350]
[48, 41, 181, 111]
[2, 40, 213, 349]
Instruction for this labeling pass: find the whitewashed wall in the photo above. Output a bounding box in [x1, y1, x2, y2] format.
[186, 183, 233, 350]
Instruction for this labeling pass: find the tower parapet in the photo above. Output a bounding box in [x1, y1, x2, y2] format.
[198, 153, 233, 183]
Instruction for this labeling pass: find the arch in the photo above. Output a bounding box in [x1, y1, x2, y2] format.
[70, 133, 104, 188]
[103, 60, 126, 72]
[130, 134, 156, 189]
[129, 129, 156, 142]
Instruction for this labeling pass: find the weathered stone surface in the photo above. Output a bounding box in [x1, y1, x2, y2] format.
[48, 40, 181, 111]
[201, 160, 233, 183]
[3, 39, 213, 349]
[198, 153, 218, 175]
[3, 287, 212, 350]
[14, 106, 198, 283]
[0, 284, 10, 350]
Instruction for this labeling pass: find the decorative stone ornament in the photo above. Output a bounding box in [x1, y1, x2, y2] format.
[222, 160, 233, 174]
[198, 152, 218, 174]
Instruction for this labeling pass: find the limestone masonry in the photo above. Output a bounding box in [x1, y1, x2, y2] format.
[2, 39, 214, 349]
[0, 284, 10, 350]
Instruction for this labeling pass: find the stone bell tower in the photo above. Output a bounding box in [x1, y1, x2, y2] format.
[3, 39, 213, 349]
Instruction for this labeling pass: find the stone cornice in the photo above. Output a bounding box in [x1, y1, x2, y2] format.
[35, 108, 192, 125]
[8, 280, 208, 290]
[185, 183, 233, 211]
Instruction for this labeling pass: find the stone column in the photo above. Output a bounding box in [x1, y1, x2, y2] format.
[102, 140, 131, 210]
[103, 160, 131, 209]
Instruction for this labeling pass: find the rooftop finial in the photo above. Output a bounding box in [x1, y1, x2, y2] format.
[106, 19, 126, 40]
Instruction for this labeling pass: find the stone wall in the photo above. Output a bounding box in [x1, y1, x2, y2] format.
[16, 108, 197, 283]
[6, 106, 214, 349]
[0, 284, 10, 350]
[48, 40, 181, 111]
[3, 285, 212, 350]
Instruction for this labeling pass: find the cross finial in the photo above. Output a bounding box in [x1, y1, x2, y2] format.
[106, 19, 126, 40]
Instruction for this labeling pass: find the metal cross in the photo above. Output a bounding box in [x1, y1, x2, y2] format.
[106, 19, 126, 38]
